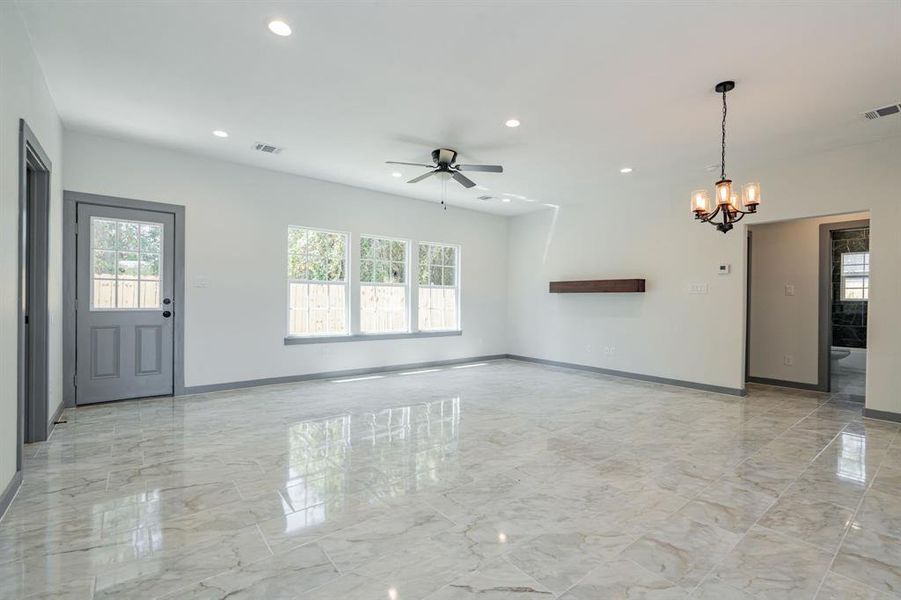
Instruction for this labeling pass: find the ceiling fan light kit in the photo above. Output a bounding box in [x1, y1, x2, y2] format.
[691, 81, 761, 234]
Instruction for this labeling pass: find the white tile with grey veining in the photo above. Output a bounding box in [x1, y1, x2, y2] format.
[6, 361, 898, 599]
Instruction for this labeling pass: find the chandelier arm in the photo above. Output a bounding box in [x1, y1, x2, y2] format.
[698, 204, 722, 223]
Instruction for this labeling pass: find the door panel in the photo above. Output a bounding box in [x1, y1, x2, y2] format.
[90, 326, 120, 378]
[76, 203, 175, 404]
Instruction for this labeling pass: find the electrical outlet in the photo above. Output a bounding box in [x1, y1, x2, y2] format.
[784, 355, 793, 366]
[604, 346, 616, 356]
[193, 276, 209, 288]
[689, 284, 709, 294]
[785, 284, 795, 296]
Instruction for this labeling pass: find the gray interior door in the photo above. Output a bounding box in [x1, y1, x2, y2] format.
[76, 203, 175, 404]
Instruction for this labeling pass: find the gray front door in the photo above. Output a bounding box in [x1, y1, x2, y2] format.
[76, 203, 175, 404]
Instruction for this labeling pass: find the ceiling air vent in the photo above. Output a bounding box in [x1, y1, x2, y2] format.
[253, 142, 283, 154]
[477, 195, 494, 201]
[863, 103, 901, 120]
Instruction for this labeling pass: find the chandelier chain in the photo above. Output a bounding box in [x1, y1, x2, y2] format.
[721, 90, 727, 181]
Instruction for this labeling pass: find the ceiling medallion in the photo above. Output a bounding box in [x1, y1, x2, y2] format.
[691, 81, 761, 234]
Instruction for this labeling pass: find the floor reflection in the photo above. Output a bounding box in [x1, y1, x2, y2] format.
[835, 431, 867, 484]
[281, 397, 461, 533]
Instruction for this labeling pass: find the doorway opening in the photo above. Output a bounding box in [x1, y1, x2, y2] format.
[821, 221, 870, 401]
[745, 212, 870, 400]
[17, 120, 52, 470]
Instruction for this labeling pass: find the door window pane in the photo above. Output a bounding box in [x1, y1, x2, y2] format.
[90, 217, 164, 310]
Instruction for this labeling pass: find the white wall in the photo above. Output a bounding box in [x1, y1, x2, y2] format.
[0, 4, 64, 493]
[747, 213, 868, 385]
[507, 136, 901, 413]
[63, 130, 508, 389]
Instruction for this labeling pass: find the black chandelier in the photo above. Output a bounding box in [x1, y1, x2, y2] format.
[691, 81, 761, 234]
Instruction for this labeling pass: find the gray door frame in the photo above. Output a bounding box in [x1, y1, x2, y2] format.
[17, 120, 52, 472]
[63, 191, 186, 406]
[818, 218, 870, 394]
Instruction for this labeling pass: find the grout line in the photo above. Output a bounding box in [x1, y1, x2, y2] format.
[255, 523, 274, 557]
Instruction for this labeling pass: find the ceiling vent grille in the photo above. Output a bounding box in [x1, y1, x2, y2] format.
[863, 103, 901, 120]
[253, 142, 283, 154]
[477, 195, 494, 201]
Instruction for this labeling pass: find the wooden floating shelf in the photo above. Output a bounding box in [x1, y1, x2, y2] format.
[549, 279, 646, 294]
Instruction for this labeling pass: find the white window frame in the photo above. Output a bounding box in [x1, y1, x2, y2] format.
[417, 241, 462, 332]
[286, 225, 351, 338]
[358, 234, 412, 334]
[840, 251, 869, 302]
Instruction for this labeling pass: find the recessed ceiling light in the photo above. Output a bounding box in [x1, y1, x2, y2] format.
[505, 118, 521, 128]
[620, 167, 633, 174]
[268, 20, 292, 36]
[391, 172, 402, 178]
[501, 198, 512, 203]
[212, 130, 229, 138]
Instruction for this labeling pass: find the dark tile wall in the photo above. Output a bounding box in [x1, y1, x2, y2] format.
[832, 227, 869, 348]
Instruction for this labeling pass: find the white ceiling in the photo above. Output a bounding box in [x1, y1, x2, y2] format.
[16, 1, 901, 216]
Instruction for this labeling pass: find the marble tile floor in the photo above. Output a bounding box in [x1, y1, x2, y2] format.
[1, 359, 900, 599]
[832, 367, 867, 399]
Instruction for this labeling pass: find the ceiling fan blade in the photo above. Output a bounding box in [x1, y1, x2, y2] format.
[452, 171, 477, 188]
[456, 164, 504, 173]
[386, 161, 434, 168]
[408, 170, 438, 184]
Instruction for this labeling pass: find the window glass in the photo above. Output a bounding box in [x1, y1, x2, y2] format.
[288, 227, 349, 336]
[91, 217, 162, 309]
[361, 236, 408, 333]
[841, 252, 870, 301]
[418, 243, 459, 331]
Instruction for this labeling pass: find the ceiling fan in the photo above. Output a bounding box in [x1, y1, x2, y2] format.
[386, 148, 503, 189]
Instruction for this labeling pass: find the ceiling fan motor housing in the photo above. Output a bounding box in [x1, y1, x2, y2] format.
[432, 148, 457, 167]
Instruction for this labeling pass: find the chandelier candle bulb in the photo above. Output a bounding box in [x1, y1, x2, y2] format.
[691, 190, 710, 214]
[729, 191, 742, 213]
[716, 179, 733, 206]
[742, 182, 761, 207]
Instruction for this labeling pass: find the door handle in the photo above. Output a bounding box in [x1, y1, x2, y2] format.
[162, 310, 172, 318]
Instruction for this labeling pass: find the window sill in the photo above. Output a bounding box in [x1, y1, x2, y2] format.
[284, 330, 462, 345]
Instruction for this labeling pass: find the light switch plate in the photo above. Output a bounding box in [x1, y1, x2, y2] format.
[689, 283, 709, 294]
[785, 284, 795, 296]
